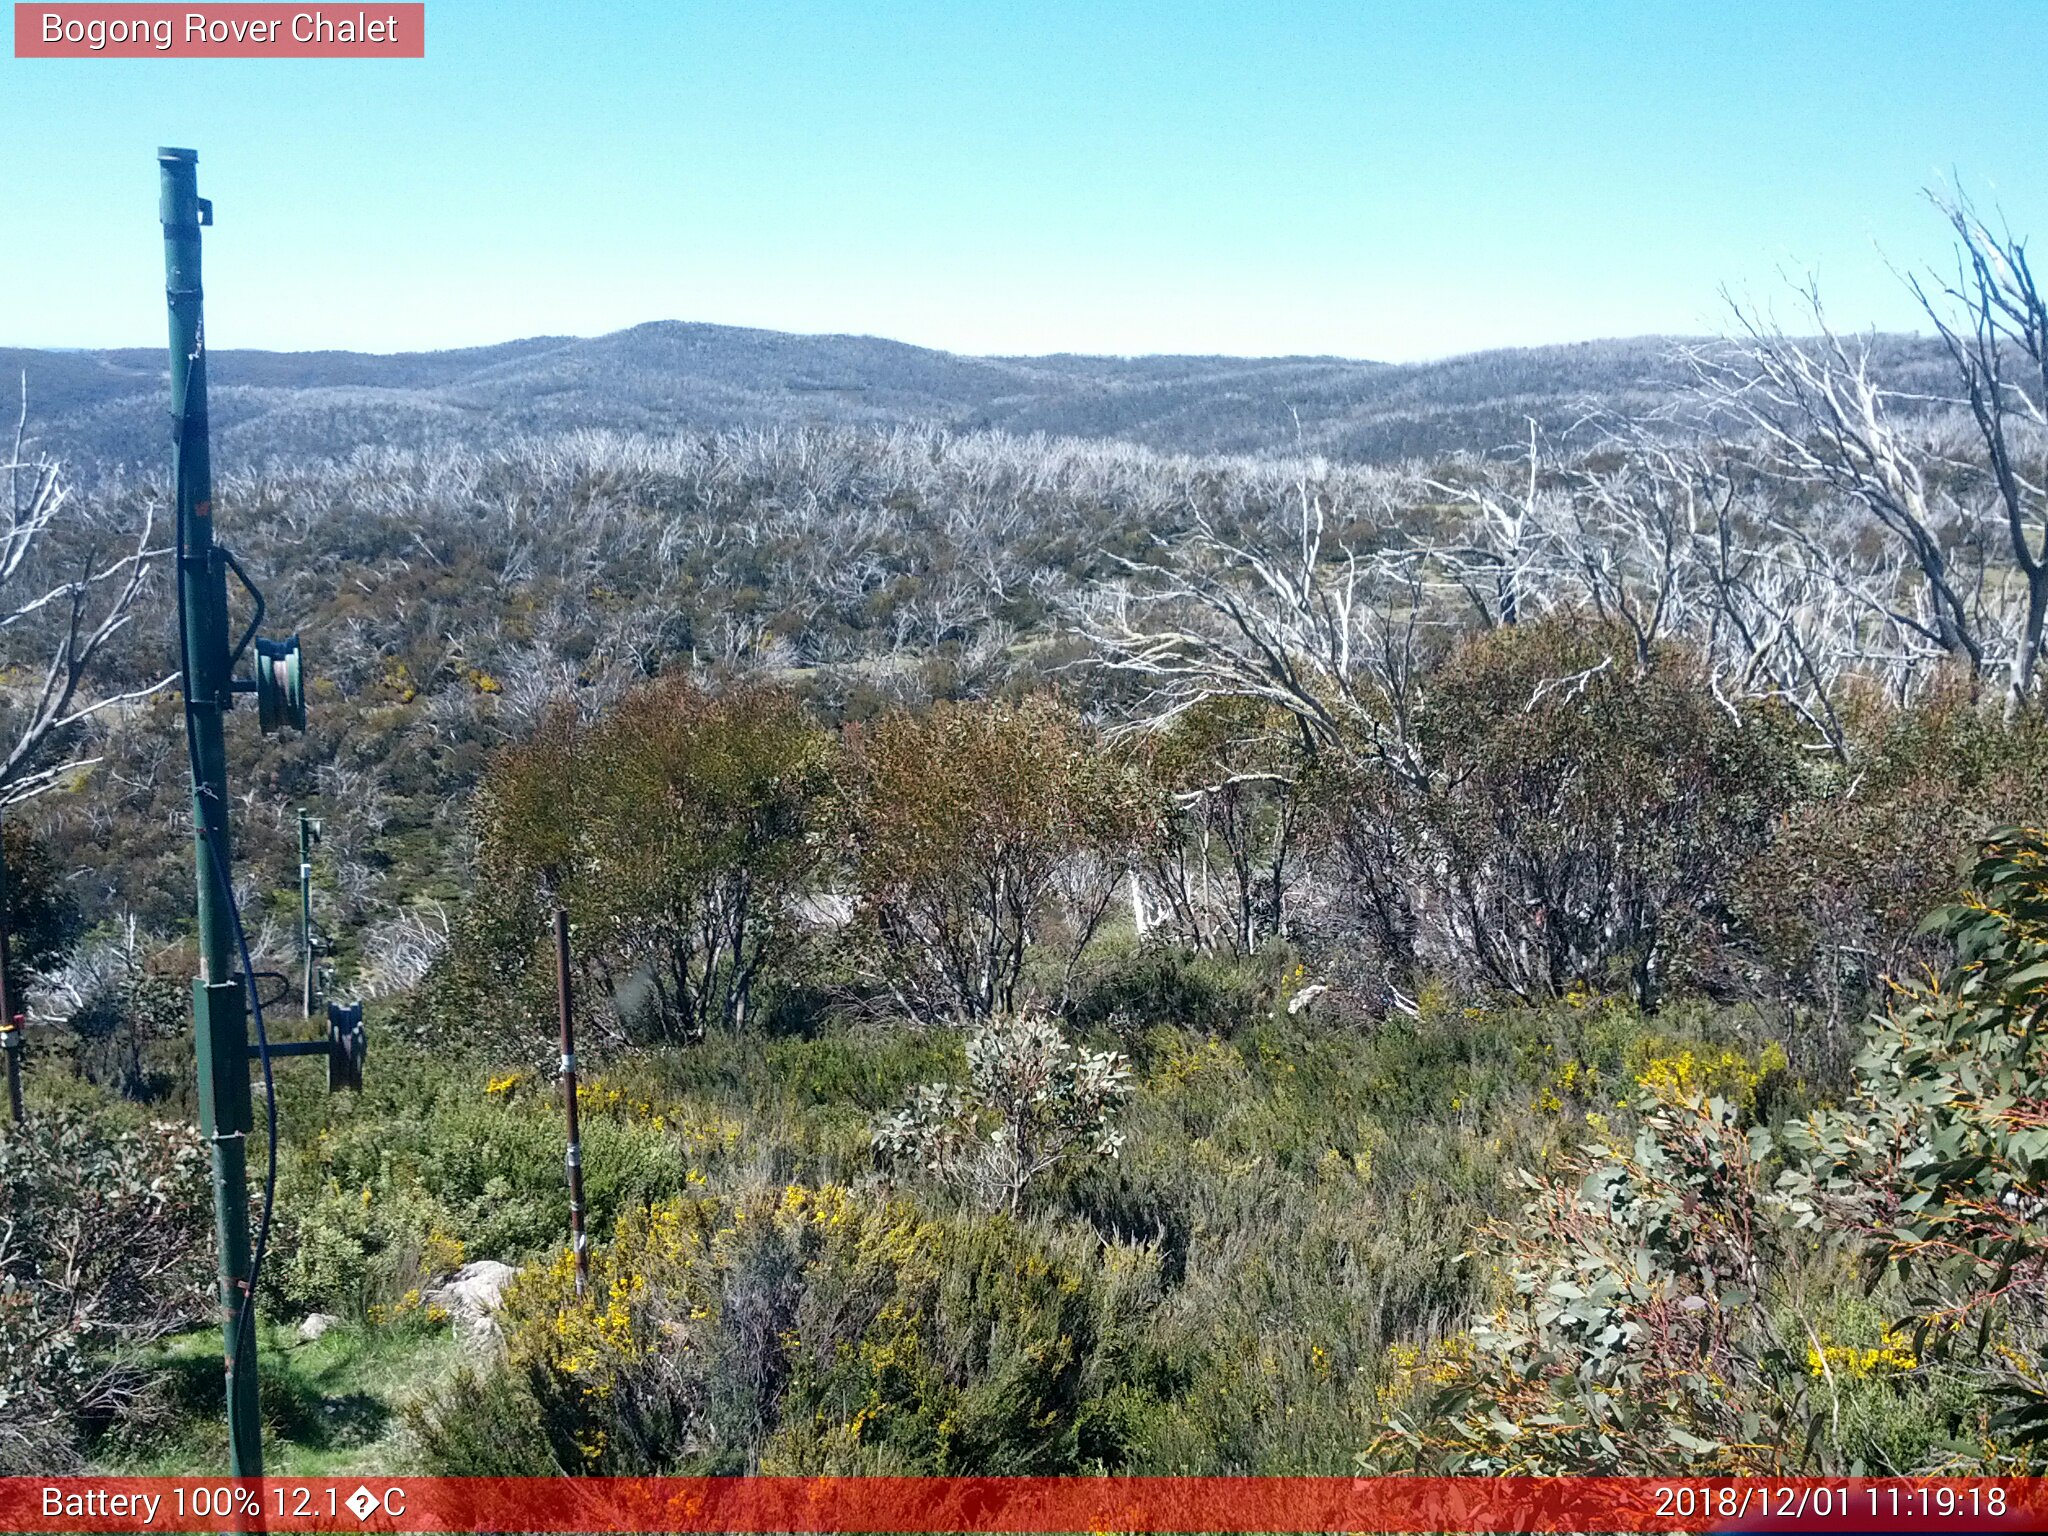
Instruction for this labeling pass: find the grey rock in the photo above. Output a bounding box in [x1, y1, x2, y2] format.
[423, 1259, 520, 1345]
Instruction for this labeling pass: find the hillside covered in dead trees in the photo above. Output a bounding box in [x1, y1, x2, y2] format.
[5, 193, 2048, 1479]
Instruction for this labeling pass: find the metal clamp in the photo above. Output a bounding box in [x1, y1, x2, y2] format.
[217, 546, 266, 674]
[244, 1001, 365, 1092]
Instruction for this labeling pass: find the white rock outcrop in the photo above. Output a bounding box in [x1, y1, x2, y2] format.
[423, 1259, 520, 1345]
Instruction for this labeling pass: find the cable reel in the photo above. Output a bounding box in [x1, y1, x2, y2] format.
[217, 546, 308, 737]
[254, 635, 306, 735]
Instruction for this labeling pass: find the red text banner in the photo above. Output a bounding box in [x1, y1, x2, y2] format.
[13, 5, 423, 57]
[5, 1477, 2047, 1533]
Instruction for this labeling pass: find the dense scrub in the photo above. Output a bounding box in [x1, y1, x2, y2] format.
[0, 1100, 210, 1471]
[17, 663, 2045, 1475]
[191, 982, 1834, 1474]
[8, 545, 2045, 1468]
[6, 287, 2048, 1471]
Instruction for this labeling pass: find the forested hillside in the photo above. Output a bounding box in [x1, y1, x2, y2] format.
[6, 202, 2048, 1482]
[3, 323, 1955, 470]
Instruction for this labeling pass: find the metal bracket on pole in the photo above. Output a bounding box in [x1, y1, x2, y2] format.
[0, 1017, 23, 1125]
[192, 979, 248, 1143]
[246, 1000, 364, 1092]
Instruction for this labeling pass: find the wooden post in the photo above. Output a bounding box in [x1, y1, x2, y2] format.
[554, 903, 589, 1294]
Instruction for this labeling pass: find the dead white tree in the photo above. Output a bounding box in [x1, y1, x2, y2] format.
[1695, 191, 2048, 717]
[1424, 419, 1558, 631]
[1553, 426, 1892, 755]
[1689, 292, 1992, 684]
[355, 901, 452, 999]
[1909, 191, 2048, 710]
[0, 386, 171, 804]
[1699, 517, 1877, 758]
[1082, 471, 1438, 783]
[1418, 421, 1875, 752]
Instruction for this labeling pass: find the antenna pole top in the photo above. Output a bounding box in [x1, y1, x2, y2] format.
[158, 151, 211, 229]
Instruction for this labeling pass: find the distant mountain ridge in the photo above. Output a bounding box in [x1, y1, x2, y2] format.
[0, 320, 1945, 470]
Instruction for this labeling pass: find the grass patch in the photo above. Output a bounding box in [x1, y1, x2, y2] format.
[99, 1319, 463, 1475]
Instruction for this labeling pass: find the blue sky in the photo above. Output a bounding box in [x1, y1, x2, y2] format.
[3, 1, 2043, 359]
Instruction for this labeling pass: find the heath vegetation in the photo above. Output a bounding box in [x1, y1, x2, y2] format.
[4, 190, 2048, 1478]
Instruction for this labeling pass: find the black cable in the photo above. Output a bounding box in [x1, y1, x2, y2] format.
[172, 483, 278, 1397]
[218, 815, 278, 1385]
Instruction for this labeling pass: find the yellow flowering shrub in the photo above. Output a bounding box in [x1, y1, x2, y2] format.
[1807, 1339, 1918, 1380]
[1378, 1334, 1476, 1405]
[1631, 1040, 1789, 1112]
[482, 1179, 1162, 1475]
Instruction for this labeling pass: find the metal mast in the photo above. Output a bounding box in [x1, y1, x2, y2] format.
[160, 145, 331, 1476]
[161, 145, 262, 1476]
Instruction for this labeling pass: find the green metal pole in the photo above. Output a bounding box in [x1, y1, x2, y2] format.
[299, 809, 314, 1018]
[161, 146, 262, 1477]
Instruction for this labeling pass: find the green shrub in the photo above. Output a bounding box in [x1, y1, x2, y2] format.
[1069, 942, 1283, 1041]
[0, 1104, 209, 1470]
[1127, 698, 1318, 955]
[1330, 619, 1801, 1007]
[272, 1054, 686, 1318]
[1366, 834, 2048, 1478]
[1782, 826, 2048, 1449]
[415, 679, 837, 1055]
[841, 695, 1143, 1019]
[413, 1182, 1167, 1476]
[0, 818, 81, 979]
[63, 965, 186, 1103]
[1363, 1089, 1826, 1475]
[1737, 691, 2048, 1049]
[405, 1365, 562, 1474]
[873, 1011, 1131, 1214]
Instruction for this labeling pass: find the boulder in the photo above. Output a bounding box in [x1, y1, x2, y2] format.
[295, 1312, 343, 1343]
[1286, 983, 1328, 1016]
[423, 1259, 520, 1344]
